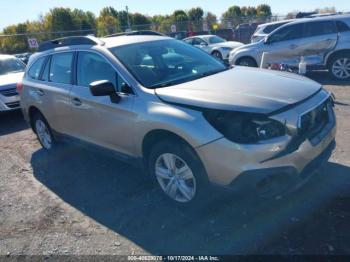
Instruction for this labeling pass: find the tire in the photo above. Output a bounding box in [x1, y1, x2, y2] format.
[212, 50, 223, 61]
[328, 53, 350, 80]
[236, 57, 258, 67]
[148, 140, 209, 205]
[32, 112, 56, 150]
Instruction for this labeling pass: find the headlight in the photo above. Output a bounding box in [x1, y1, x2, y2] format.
[203, 110, 286, 144]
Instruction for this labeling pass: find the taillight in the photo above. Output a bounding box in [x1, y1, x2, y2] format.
[16, 82, 23, 94]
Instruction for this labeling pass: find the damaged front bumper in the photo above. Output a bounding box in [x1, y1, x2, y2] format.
[196, 89, 336, 189]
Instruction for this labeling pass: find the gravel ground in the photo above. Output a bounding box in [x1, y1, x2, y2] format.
[0, 72, 349, 256]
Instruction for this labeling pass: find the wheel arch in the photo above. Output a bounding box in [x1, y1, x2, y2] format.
[28, 106, 43, 132]
[142, 129, 200, 167]
[325, 49, 350, 67]
[235, 56, 258, 67]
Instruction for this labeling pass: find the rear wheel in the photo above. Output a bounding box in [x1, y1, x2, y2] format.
[236, 57, 258, 67]
[33, 113, 56, 150]
[148, 141, 209, 205]
[328, 54, 350, 80]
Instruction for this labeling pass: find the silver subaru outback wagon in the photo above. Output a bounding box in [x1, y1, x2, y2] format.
[20, 35, 336, 204]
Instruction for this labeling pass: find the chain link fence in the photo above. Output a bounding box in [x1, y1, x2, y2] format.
[0, 15, 287, 54]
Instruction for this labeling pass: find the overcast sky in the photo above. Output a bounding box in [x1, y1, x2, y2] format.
[0, 0, 348, 30]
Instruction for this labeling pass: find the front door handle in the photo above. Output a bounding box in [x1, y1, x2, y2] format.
[72, 98, 82, 106]
[36, 89, 45, 96]
[289, 44, 298, 49]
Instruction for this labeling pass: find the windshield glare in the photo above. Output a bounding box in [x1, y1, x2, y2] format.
[0, 58, 25, 75]
[207, 36, 226, 44]
[110, 39, 227, 88]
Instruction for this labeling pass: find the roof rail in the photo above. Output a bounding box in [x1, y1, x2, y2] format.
[38, 35, 104, 52]
[104, 30, 164, 38]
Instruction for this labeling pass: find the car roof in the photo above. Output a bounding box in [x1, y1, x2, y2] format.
[286, 13, 350, 26]
[258, 19, 295, 28]
[184, 35, 219, 40]
[0, 54, 16, 60]
[102, 35, 173, 48]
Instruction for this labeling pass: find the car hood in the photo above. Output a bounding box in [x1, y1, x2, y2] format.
[213, 41, 243, 49]
[232, 41, 261, 53]
[155, 67, 322, 114]
[0, 72, 24, 90]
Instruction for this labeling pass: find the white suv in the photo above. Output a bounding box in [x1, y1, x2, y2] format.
[230, 14, 350, 80]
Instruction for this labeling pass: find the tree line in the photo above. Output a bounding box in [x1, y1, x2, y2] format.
[0, 5, 272, 54]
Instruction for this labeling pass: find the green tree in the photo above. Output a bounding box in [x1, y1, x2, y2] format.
[97, 15, 119, 36]
[256, 4, 272, 18]
[131, 13, 151, 30]
[188, 7, 204, 31]
[222, 6, 242, 26]
[204, 12, 217, 32]
[99, 7, 118, 19]
[117, 10, 130, 29]
[49, 8, 77, 33]
[172, 10, 188, 31]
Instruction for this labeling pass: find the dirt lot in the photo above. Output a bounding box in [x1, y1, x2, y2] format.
[0, 72, 350, 256]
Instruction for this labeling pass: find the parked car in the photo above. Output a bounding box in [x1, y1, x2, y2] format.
[14, 52, 32, 64]
[232, 23, 259, 43]
[20, 35, 336, 204]
[0, 55, 26, 112]
[251, 20, 294, 43]
[167, 31, 188, 40]
[183, 35, 243, 60]
[105, 30, 165, 38]
[229, 14, 350, 80]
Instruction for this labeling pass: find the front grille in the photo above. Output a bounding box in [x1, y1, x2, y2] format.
[299, 97, 334, 145]
[5, 101, 20, 109]
[0, 88, 18, 97]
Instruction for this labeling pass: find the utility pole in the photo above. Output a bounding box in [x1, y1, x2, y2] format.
[126, 6, 131, 31]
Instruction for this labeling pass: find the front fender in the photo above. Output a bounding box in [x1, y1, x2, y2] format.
[133, 100, 222, 157]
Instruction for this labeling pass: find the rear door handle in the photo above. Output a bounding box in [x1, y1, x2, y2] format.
[36, 89, 45, 96]
[72, 98, 82, 106]
[289, 44, 298, 49]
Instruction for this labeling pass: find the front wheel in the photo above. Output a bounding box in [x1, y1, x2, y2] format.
[148, 141, 208, 204]
[328, 54, 350, 80]
[236, 57, 258, 67]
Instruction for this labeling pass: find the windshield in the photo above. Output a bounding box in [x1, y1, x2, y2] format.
[0, 58, 25, 75]
[207, 36, 226, 44]
[110, 39, 227, 88]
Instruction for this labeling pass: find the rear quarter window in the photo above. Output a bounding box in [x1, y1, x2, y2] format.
[27, 57, 45, 80]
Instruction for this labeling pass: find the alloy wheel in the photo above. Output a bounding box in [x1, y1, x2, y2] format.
[35, 119, 52, 149]
[332, 58, 350, 79]
[155, 153, 196, 203]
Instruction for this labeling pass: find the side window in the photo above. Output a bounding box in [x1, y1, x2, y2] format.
[77, 52, 117, 89]
[49, 52, 73, 84]
[183, 38, 193, 45]
[192, 38, 205, 45]
[264, 22, 287, 34]
[28, 57, 45, 80]
[304, 21, 337, 37]
[268, 23, 304, 43]
[336, 21, 350, 32]
[40, 56, 50, 81]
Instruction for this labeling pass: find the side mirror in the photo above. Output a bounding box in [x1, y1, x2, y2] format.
[89, 80, 120, 103]
[200, 42, 208, 47]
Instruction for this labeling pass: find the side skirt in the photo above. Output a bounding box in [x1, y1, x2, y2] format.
[51, 130, 144, 169]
